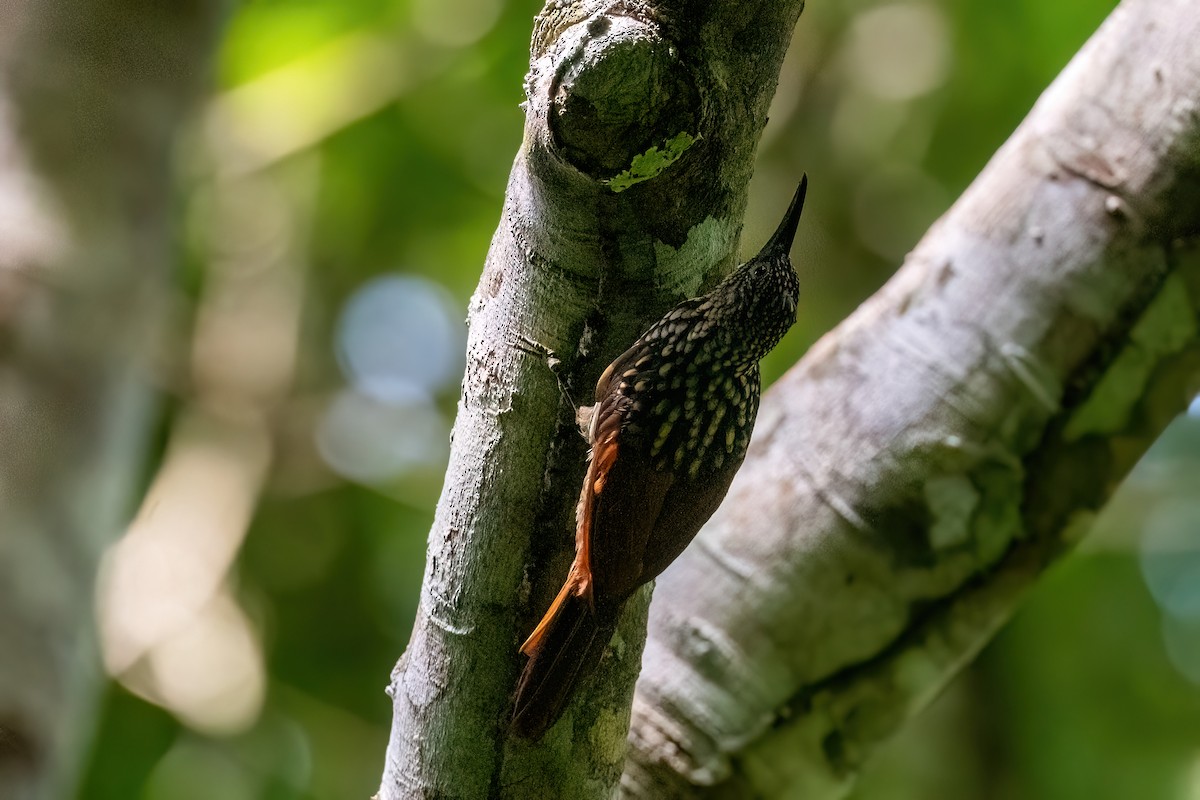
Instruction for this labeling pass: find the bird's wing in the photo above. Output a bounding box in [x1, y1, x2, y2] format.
[592, 297, 708, 401]
[573, 393, 623, 607]
[636, 459, 742, 584]
[577, 392, 675, 609]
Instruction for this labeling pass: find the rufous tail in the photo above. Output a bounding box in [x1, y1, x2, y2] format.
[512, 582, 614, 740]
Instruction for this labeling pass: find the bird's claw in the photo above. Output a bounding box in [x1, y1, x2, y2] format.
[512, 333, 576, 411]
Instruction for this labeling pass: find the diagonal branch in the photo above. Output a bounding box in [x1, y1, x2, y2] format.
[624, 0, 1200, 795]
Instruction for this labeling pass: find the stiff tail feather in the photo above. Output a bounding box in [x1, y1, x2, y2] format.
[512, 585, 615, 739]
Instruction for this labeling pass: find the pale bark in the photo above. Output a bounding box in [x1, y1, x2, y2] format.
[624, 0, 1200, 796]
[0, 3, 221, 799]
[380, 1, 806, 797]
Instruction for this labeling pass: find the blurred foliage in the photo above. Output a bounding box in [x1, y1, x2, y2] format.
[76, 0, 1200, 798]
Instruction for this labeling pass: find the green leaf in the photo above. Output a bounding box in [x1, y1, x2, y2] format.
[605, 131, 698, 193]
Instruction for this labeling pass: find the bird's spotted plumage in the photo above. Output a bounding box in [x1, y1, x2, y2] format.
[512, 176, 808, 739]
[595, 235, 799, 481]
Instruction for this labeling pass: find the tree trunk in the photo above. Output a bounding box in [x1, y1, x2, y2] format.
[623, 0, 1200, 796]
[0, 3, 221, 799]
[379, 2, 807, 797]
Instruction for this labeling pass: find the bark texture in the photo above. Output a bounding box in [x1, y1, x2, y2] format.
[0, 3, 221, 798]
[624, 0, 1200, 796]
[380, 1, 806, 797]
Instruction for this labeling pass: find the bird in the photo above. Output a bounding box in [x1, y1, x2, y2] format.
[512, 176, 808, 739]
